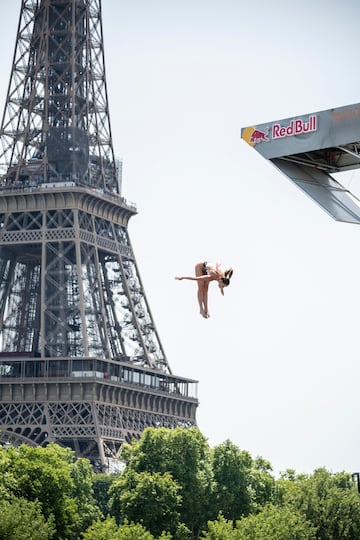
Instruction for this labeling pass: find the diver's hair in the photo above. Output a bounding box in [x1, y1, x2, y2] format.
[221, 268, 233, 287]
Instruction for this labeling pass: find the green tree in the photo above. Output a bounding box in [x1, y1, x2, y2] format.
[234, 504, 316, 540]
[116, 520, 171, 540]
[116, 523, 155, 540]
[201, 513, 238, 539]
[82, 516, 171, 540]
[81, 515, 119, 540]
[109, 469, 183, 537]
[0, 496, 55, 540]
[201, 505, 315, 540]
[3, 443, 100, 539]
[0, 445, 17, 500]
[248, 456, 275, 510]
[70, 457, 102, 532]
[123, 427, 214, 538]
[211, 441, 275, 521]
[92, 473, 115, 517]
[276, 468, 360, 540]
[212, 441, 250, 519]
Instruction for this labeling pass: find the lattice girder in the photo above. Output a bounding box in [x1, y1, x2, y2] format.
[0, 0, 117, 192]
[0, 377, 198, 468]
[0, 1, 198, 469]
[0, 190, 170, 370]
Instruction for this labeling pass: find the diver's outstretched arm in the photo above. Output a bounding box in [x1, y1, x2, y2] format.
[175, 275, 208, 281]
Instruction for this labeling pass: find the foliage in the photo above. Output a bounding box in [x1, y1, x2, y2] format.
[116, 521, 171, 540]
[92, 473, 115, 517]
[82, 516, 171, 540]
[248, 456, 275, 510]
[276, 468, 360, 540]
[0, 496, 55, 540]
[70, 457, 102, 532]
[110, 469, 182, 537]
[211, 441, 253, 519]
[122, 427, 214, 537]
[211, 440, 275, 520]
[2, 433, 360, 540]
[234, 504, 316, 540]
[200, 513, 239, 539]
[201, 505, 316, 540]
[81, 516, 119, 540]
[1, 443, 100, 539]
[0, 445, 17, 500]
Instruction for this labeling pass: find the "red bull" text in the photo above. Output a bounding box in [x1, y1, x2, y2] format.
[272, 115, 317, 139]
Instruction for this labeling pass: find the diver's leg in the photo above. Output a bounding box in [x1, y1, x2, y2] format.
[197, 283, 207, 318]
[195, 263, 208, 317]
[203, 282, 210, 318]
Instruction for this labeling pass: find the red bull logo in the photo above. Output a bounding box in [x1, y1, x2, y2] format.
[241, 126, 270, 147]
[242, 114, 318, 147]
[250, 128, 269, 144]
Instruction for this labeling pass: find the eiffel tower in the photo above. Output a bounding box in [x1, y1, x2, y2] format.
[0, 0, 198, 470]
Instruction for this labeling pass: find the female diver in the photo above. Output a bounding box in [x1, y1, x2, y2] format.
[175, 262, 233, 318]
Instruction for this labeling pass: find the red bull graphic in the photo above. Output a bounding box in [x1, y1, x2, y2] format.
[241, 126, 269, 147]
[272, 115, 317, 139]
[242, 115, 318, 147]
[250, 127, 269, 144]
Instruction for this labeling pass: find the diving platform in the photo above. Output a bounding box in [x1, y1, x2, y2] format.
[241, 103, 360, 224]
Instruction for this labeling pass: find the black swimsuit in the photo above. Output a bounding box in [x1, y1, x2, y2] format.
[202, 262, 208, 275]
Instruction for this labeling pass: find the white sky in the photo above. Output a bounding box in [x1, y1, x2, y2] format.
[2, 0, 360, 476]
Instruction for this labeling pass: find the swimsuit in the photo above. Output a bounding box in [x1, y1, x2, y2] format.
[202, 262, 208, 275]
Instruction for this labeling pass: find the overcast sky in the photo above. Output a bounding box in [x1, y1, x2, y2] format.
[2, 0, 360, 476]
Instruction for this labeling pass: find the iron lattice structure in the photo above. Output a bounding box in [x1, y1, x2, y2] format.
[0, 0, 198, 470]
